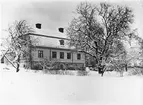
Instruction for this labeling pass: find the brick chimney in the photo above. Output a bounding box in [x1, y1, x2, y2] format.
[58, 28, 64, 33]
[36, 23, 41, 29]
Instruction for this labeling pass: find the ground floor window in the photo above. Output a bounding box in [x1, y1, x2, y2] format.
[38, 50, 43, 58]
[60, 52, 64, 59]
[77, 53, 81, 60]
[67, 52, 71, 59]
[52, 51, 57, 58]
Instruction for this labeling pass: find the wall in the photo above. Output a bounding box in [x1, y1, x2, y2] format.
[32, 48, 50, 61]
[31, 47, 85, 65]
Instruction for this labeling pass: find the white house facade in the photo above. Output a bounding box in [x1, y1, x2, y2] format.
[29, 46, 86, 70]
[21, 24, 86, 70]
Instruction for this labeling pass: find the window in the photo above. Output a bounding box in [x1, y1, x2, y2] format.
[77, 53, 81, 60]
[52, 51, 57, 58]
[67, 53, 71, 59]
[60, 52, 64, 59]
[36, 23, 41, 29]
[38, 50, 43, 58]
[59, 40, 64, 45]
[59, 28, 64, 33]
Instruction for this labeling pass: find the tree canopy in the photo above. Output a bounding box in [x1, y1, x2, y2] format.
[2, 20, 37, 72]
[66, 2, 135, 75]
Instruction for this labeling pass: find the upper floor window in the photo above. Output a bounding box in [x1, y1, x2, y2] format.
[60, 52, 64, 59]
[59, 40, 64, 45]
[67, 53, 71, 59]
[52, 51, 57, 58]
[38, 50, 43, 58]
[77, 53, 81, 60]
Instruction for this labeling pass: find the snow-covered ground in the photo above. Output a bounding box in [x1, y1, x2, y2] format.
[0, 64, 143, 105]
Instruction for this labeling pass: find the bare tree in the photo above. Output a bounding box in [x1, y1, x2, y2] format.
[66, 2, 134, 76]
[2, 20, 37, 72]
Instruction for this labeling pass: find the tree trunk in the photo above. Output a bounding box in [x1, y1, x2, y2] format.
[16, 63, 20, 72]
[120, 71, 123, 77]
[29, 45, 32, 69]
[98, 65, 105, 77]
[16, 54, 21, 72]
[125, 64, 128, 72]
[119, 69, 124, 77]
[4, 55, 17, 69]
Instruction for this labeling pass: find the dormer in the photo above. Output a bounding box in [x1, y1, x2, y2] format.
[58, 28, 64, 33]
[36, 23, 41, 29]
[59, 39, 64, 45]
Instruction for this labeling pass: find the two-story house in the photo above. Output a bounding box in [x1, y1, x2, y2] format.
[21, 24, 86, 70]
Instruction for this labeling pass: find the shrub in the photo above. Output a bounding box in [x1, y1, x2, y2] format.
[77, 70, 89, 76]
[128, 68, 143, 76]
[66, 66, 76, 70]
[32, 64, 43, 70]
[59, 70, 74, 75]
[42, 69, 75, 75]
[43, 70, 59, 75]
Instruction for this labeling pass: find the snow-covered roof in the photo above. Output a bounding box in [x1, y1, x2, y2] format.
[34, 28, 67, 38]
[30, 27, 74, 49]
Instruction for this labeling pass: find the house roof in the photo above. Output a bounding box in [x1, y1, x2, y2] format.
[29, 28, 75, 50]
[29, 33, 69, 40]
[34, 28, 67, 38]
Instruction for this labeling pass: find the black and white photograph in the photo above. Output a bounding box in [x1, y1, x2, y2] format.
[0, 0, 143, 105]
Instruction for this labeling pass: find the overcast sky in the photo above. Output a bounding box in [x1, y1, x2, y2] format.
[1, 0, 143, 40]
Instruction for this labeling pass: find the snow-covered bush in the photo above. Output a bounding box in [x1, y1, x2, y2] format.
[43, 70, 59, 75]
[128, 67, 143, 76]
[42, 70, 75, 75]
[77, 70, 89, 76]
[60, 70, 75, 75]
